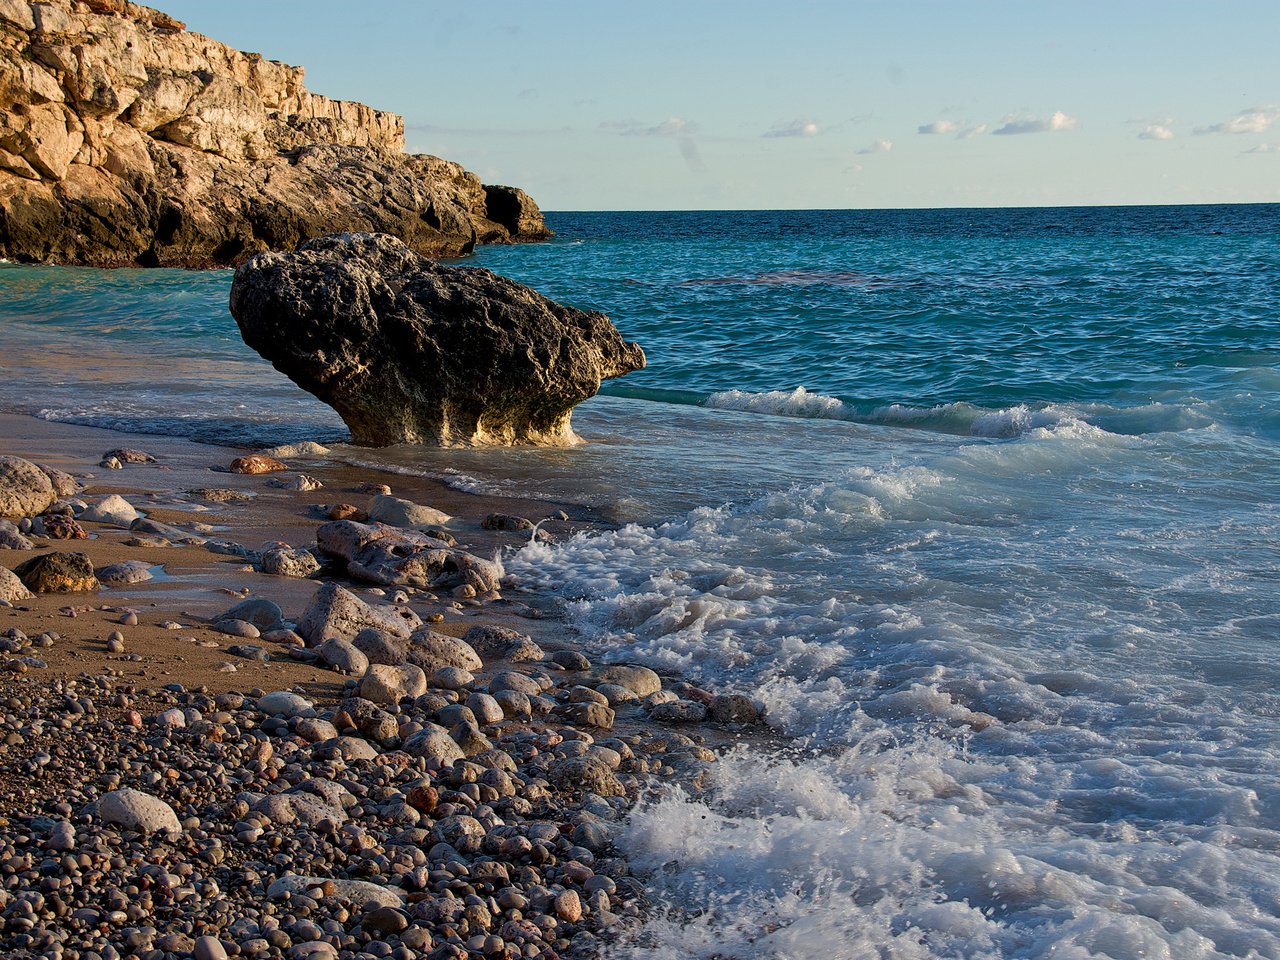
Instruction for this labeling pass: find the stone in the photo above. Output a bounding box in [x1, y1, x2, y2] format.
[549, 756, 626, 798]
[318, 637, 369, 676]
[401, 725, 465, 764]
[261, 546, 321, 578]
[294, 717, 339, 743]
[323, 736, 380, 761]
[228, 454, 287, 475]
[218, 597, 284, 630]
[0, 455, 56, 519]
[80, 494, 142, 527]
[559, 701, 616, 730]
[488, 671, 543, 696]
[264, 473, 323, 491]
[594, 664, 662, 697]
[367, 494, 451, 528]
[103, 448, 155, 464]
[130, 516, 206, 544]
[297, 581, 420, 646]
[709, 693, 762, 725]
[465, 693, 505, 725]
[229, 232, 644, 446]
[12, 552, 99, 592]
[0, 520, 33, 549]
[351, 627, 409, 666]
[407, 628, 483, 672]
[432, 666, 474, 691]
[463, 625, 544, 662]
[32, 513, 87, 540]
[0, 565, 33, 603]
[35, 463, 79, 497]
[650, 699, 707, 723]
[267, 875, 403, 909]
[96, 560, 153, 585]
[97, 787, 182, 833]
[194, 936, 229, 960]
[316, 519, 501, 592]
[257, 690, 313, 718]
[481, 513, 535, 532]
[214, 619, 260, 639]
[359, 663, 428, 704]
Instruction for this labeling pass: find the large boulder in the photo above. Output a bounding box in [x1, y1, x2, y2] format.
[296, 582, 420, 646]
[0, 456, 56, 519]
[229, 233, 645, 446]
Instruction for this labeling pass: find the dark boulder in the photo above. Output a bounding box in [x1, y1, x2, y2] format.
[229, 233, 645, 446]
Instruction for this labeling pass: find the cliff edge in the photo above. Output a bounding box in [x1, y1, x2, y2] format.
[0, 0, 550, 266]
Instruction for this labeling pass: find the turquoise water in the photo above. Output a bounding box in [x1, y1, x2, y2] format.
[3, 205, 1280, 958]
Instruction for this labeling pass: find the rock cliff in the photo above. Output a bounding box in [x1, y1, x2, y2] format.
[0, 0, 550, 265]
[229, 233, 645, 447]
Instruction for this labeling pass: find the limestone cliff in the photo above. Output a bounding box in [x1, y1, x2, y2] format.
[0, 0, 550, 266]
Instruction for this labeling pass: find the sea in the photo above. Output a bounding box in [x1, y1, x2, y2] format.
[3, 204, 1280, 959]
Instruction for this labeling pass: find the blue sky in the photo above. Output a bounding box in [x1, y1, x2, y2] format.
[162, 1, 1280, 211]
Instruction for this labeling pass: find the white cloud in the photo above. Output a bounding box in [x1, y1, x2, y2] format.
[857, 139, 893, 155]
[1195, 106, 1280, 135]
[1244, 142, 1280, 154]
[763, 119, 820, 138]
[601, 117, 698, 137]
[918, 119, 986, 140]
[1138, 124, 1174, 141]
[992, 111, 1077, 135]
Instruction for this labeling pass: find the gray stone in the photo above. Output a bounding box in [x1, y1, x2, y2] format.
[317, 519, 501, 593]
[594, 663, 662, 697]
[96, 560, 154, 586]
[213, 618, 261, 639]
[297, 581, 420, 646]
[408, 628, 483, 672]
[268, 875, 403, 909]
[367, 494, 451, 528]
[98, 788, 182, 833]
[261, 546, 321, 578]
[0, 456, 56, 519]
[257, 690, 313, 718]
[318, 637, 369, 676]
[218, 597, 284, 630]
[650, 699, 708, 723]
[463, 624, 544, 662]
[359, 663, 428, 705]
[352, 627, 409, 665]
[401, 724, 465, 764]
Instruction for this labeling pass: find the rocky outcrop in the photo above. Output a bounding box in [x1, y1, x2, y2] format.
[0, 0, 550, 265]
[229, 233, 645, 446]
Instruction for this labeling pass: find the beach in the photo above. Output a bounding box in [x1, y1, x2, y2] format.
[0, 410, 750, 960]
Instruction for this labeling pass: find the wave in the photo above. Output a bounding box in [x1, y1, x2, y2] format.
[702, 387, 1212, 438]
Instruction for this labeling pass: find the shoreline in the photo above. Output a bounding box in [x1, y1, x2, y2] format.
[0, 410, 760, 959]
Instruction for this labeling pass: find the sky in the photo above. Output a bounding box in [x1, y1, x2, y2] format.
[161, 1, 1280, 211]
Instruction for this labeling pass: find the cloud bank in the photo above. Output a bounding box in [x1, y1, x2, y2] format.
[763, 119, 820, 138]
[992, 111, 1077, 135]
[857, 139, 893, 155]
[601, 117, 698, 137]
[1138, 124, 1174, 141]
[1195, 106, 1279, 135]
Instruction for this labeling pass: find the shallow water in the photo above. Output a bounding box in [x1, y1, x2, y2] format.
[3, 204, 1280, 957]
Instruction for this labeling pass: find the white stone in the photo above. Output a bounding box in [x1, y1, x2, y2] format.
[80, 494, 142, 527]
[257, 690, 313, 718]
[98, 788, 182, 834]
[367, 494, 451, 528]
[267, 875, 403, 908]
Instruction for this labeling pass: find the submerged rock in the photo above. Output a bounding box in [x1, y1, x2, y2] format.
[229, 232, 645, 446]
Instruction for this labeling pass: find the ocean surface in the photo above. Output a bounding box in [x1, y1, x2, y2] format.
[3, 204, 1280, 958]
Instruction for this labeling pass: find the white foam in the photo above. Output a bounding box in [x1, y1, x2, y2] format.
[706, 386, 853, 420]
